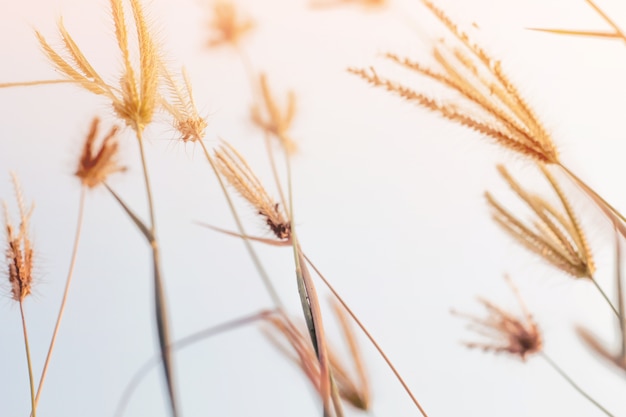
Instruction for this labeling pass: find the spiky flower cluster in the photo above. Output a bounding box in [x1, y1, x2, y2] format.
[351, 0, 558, 164]
[454, 277, 542, 360]
[486, 165, 594, 279]
[75, 118, 126, 188]
[36, 0, 159, 134]
[206, 1, 254, 48]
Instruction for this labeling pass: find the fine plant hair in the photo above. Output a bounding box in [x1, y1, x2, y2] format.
[3, 0, 626, 416]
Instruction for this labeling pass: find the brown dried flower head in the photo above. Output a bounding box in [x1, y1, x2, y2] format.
[36, 0, 160, 134]
[486, 164, 594, 279]
[75, 118, 126, 188]
[453, 276, 542, 360]
[251, 73, 298, 154]
[207, 1, 254, 48]
[263, 306, 370, 410]
[160, 66, 208, 142]
[350, 0, 558, 164]
[3, 174, 34, 302]
[214, 143, 291, 240]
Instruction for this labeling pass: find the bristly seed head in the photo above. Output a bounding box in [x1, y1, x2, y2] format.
[206, 1, 255, 48]
[214, 143, 291, 241]
[453, 276, 542, 360]
[3, 174, 34, 302]
[75, 117, 126, 188]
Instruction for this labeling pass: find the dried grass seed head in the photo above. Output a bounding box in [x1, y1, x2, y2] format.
[250, 73, 298, 154]
[486, 164, 594, 279]
[454, 276, 542, 360]
[351, 0, 558, 164]
[3, 174, 34, 302]
[160, 66, 208, 142]
[263, 309, 370, 410]
[214, 143, 291, 240]
[206, 1, 255, 48]
[36, 0, 161, 134]
[75, 117, 126, 188]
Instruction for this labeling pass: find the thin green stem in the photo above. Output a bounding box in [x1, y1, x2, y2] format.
[114, 310, 274, 417]
[134, 129, 178, 417]
[19, 301, 36, 417]
[589, 275, 620, 320]
[136, 131, 156, 232]
[198, 139, 284, 310]
[302, 253, 429, 417]
[33, 187, 86, 411]
[540, 352, 614, 417]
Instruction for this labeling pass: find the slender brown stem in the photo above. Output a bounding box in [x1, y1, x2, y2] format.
[302, 253, 429, 417]
[198, 139, 284, 309]
[589, 275, 620, 320]
[19, 301, 36, 417]
[32, 187, 86, 411]
[540, 352, 614, 416]
[137, 132, 156, 232]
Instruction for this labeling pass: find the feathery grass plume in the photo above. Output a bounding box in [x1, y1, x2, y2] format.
[350, 0, 558, 164]
[3, 174, 34, 302]
[263, 307, 370, 411]
[486, 164, 594, 279]
[160, 66, 208, 143]
[36, 0, 160, 134]
[528, 0, 626, 43]
[310, 0, 387, 9]
[453, 276, 542, 360]
[75, 118, 126, 188]
[214, 142, 291, 240]
[251, 73, 298, 154]
[206, 0, 254, 48]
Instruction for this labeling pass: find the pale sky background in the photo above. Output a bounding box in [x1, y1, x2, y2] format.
[1, 0, 626, 416]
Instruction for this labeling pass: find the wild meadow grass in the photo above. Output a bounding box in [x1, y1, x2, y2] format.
[1, 0, 626, 416]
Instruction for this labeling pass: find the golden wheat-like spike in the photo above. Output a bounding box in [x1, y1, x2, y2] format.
[110, 0, 138, 101]
[129, 0, 158, 122]
[487, 192, 588, 277]
[214, 143, 290, 240]
[540, 165, 595, 275]
[495, 165, 581, 261]
[57, 19, 109, 93]
[160, 66, 207, 142]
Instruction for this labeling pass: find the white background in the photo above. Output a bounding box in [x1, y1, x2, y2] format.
[1, 0, 626, 416]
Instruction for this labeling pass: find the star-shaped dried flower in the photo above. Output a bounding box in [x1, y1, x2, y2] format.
[75, 118, 126, 188]
[453, 277, 542, 360]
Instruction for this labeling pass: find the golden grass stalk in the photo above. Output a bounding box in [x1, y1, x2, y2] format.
[486, 164, 594, 280]
[214, 143, 291, 241]
[528, 0, 626, 44]
[263, 306, 370, 411]
[160, 66, 208, 143]
[36, 0, 160, 134]
[3, 174, 37, 417]
[75, 118, 126, 188]
[206, 0, 255, 48]
[350, 0, 558, 164]
[251, 73, 298, 154]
